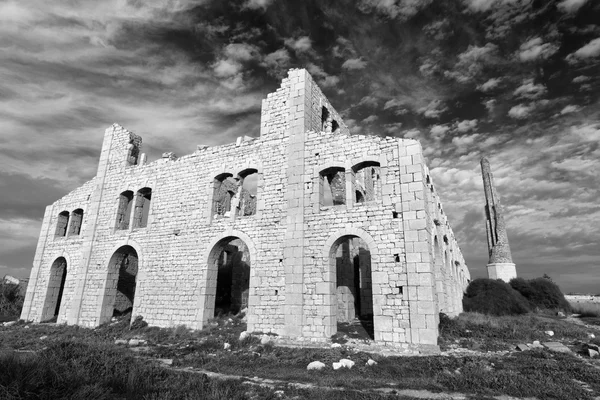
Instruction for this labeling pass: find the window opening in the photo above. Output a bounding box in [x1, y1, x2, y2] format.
[116, 191, 134, 230]
[55, 211, 69, 237]
[238, 169, 258, 217]
[320, 167, 346, 206]
[127, 139, 139, 165]
[352, 162, 381, 203]
[133, 188, 152, 228]
[68, 209, 84, 236]
[212, 174, 238, 218]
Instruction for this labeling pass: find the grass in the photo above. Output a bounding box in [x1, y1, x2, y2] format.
[2, 312, 600, 399]
[438, 312, 598, 351]
[571, 302, 600, 318]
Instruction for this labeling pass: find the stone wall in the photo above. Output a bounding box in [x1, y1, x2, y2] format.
[21, 69, 469, 350]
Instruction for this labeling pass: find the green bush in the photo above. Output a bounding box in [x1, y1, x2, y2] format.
[463, 278, 531, 316]
[0, 281, 24, 317]
[510, 277, 572, 313]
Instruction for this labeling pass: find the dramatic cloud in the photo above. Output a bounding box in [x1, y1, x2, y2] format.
[1, 0, 599, 295]
[342, 58, 368, 70]
[508, 104, 533, 119]
[477, 78, 502, 92]
[557, 0, 588, 13]
[570, 37, 600, 60]
[518, 37, 558, 62]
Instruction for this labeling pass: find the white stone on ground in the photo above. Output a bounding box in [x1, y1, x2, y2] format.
[332, 362, 342, 370]
[115, 339, 128, 345]
[366, 359, 377, 366]
[339, 359, 355, 369]
[331, 343, 341, 348]
[239, 331, 248, 341]
[545, 330, 554, 336]
[306, 361, 326, 371]
[260, 334, 270, 345]
[224, 342, 231, 350]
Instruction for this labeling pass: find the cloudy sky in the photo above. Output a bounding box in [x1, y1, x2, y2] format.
[1, 0, 599, 294]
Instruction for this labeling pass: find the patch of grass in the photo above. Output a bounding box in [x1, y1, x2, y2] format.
[463, 279, 531, 316]
[571, 302, 600, 318]
[438, 312, 593, 351]
[0, 340, 408, 400]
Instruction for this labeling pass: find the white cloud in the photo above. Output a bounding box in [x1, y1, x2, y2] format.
[464, 0, 520, 12]
[518, 37, 558, 62]
[445, 43, 499, 83]
[430, 124, 450, 139]
[551, 157, 597, 173]
[452, 133, 480, 148]
[513, 79, 546, 99]
[285, 36, 312, 53]
[223, 43, 259, 62]
[358, 0, 434, 19]
[261, 48, 290, 72]
[570, 124, 600, 142]
[572, 75, 590, 83]
[560, 105, 580, 115]
[456, 119, 478, 132]
[342, 58, 367, 70]
[571, 37, 600, 60]
[358, 95, 379, 108]
[244, 0, 275, 10]
[557, 0, 588, 13]
[477, 78, 501, 92]
[362, 115, 379, 123]
[418, 99, 447, 118]
[508, 104, 533, 119]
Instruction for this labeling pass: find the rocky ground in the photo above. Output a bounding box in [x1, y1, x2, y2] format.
[2, 312, 600, 399]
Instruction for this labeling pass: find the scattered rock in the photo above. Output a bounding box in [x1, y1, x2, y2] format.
[260, 335, 270, 345]
[545, 330, 554, 337]
[306, 361, 326, 371]
[531, 341, 543, 348]
[588, 333, 595, 339]
[24, 325, 30, 329]
[366, 359, 378, 366]
[542, 342, 571, 353]
[158, 358, 173, 366]
[39, 336, 48, 341]
[239, 331, 249, 341]
[557, 311, 565, 317]
[224, 343, 231, 350]
[128, 339, 147, 347]
[3, 321, 16, 327]
[273, 390, 285, 398]
[115, 339, 128, 345]
[587, 349, 599, 358]
[332, 362, 342, 370]
[515, 344, 529, 351]
[331, 343, 342, 348]
[588, 343, 599, 352]
[339, 359, 355, 369]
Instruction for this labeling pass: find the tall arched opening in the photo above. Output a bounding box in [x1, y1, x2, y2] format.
[98, 245, 138, 324]
[41, 257, 67, 322]
[207, 237, 251, 317]
[329, 235, 374, 340]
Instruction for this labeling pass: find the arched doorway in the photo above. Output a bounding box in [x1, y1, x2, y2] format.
[329, 235, 374, 339]
[433, 237, 445, 313]
[98, 245, 138, 324]
[41, 257, 67, 322]
[207, 237, 251, 317]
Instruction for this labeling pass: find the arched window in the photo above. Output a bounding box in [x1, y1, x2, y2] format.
[237, 169, 258, 217]
[212, 173, 238, 217]
[55, 211, 69, 237]
[116, 191, 134, 230]
[68, 209, 84, 236]
[352, 161, 381, 203]
[320, 167, 346, 206]
[133, 188, 152, 228]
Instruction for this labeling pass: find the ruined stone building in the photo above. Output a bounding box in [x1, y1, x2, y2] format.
[21, 69, 470, 350]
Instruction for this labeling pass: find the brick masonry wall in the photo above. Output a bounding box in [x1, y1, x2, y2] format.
[21, 69, 469, 350]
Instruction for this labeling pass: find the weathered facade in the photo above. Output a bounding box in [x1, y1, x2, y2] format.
[21, 69, 469, 350]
